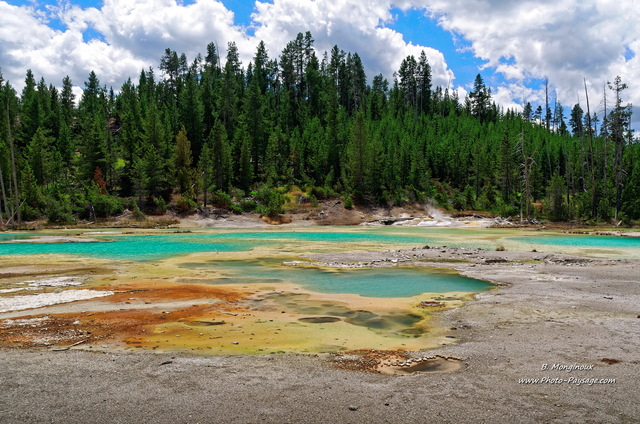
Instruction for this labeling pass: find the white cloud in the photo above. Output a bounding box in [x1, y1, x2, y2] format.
[1, 0, 637, 131]
[0, 1, 147, 89]
[0, 0, 454, 95]
[0, 0, 253, 90]
[414, 0, 640, 127]
[251, 0, 453, 87]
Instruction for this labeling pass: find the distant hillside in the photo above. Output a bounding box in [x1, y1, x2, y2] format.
[0, 32, 637, 227]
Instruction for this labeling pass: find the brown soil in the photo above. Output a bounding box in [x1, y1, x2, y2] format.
[0, 280, 249, 350]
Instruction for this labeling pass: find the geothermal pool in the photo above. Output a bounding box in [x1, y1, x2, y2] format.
[0, 227, 637, 354]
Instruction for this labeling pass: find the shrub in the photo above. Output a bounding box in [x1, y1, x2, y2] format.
[239, 200, 258, 212]
[153, 196, 168, 214]
[176, 196, 197, 213]
[343, 194, 353, 209]
[463, 185, 476, 210]
[310, 186, 336, 200]
[46, 199, 75, 224]
[255, 187, 286, 217]
[132, 203, 146, 221]
[92, 194, 124, 218]
[20, 204, 42, 221]
[212, 190, 233, 209]
[452, 194, 465, 211]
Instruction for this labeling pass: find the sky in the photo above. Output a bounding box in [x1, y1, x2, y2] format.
[1, 0, 638, 130]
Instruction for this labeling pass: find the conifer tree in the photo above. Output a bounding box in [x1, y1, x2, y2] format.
[210, 119, 232, 191]
[174, 127, 194, 196]
[346, 111, 370, 196]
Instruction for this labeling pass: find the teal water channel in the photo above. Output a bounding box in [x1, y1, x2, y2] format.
[512, 234, 640, 249]
[182, 259, 493, 298]
[1, 229, 637, 299]
[0, 230, 435, 261]
[1, 228, 638, 261]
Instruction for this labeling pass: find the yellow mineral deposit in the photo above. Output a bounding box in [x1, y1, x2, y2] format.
[0, 228, 502, 356]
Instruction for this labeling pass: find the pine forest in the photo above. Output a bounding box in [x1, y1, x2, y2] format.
[0, 32, 637, 227]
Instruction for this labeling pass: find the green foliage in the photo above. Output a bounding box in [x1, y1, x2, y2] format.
[132, 203, 146, 221]
[175, 196, 197, 214]
[20, 204, 41, 221]
[174, 126, 194, 196]
[3, 35, 636, 226]
[46, 199, 75, 224]
[212, 189, 233, 209]
[463, 185, 476, 210]
[343, 194, 353, 209]
[87, 184, 124, 218]
[153, 196, 168, 215]
[42, 184, 77, 224]
[310, 186, 336, 200]
[622, 158, 640, 220]
[239, 200, 258, 212]
[255, 186, 286, 217]
[546, 172, 568, 222]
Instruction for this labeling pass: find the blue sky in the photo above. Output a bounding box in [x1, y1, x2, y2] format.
[1, 0, 638, 129]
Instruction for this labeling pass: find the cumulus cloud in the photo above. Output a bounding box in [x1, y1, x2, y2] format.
[416, 0, 640, 125]
[0, 0, 454, 95]
[252, 0, 454, 88]
[0, 1, 147, 89]
[0, 0, 253, 90]
[0, 0, 637, 130]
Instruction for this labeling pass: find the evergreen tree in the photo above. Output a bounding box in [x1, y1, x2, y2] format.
[210, 119, 232, 191]
[174, 127, 194, 196]
[60, 74, 76, 123]
[18, 70, 41, 145]
[469, 74, 491, 122]
[417, 51, 432, 115]
[26, 127, 53, 186]
[346, 111, 371, 196]
[234, 116, 253, 191]
[179, 66, 205, 159]
[0, 34, 635, 223]
[220, 42, 242, 138]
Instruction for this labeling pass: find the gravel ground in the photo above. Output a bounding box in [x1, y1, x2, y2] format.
[1, 247, 639, 423]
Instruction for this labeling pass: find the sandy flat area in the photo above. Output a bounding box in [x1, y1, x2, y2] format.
[1, 242, 639, 423]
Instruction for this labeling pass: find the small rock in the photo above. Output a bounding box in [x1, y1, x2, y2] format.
[348, 405, 358, 411]
[232, 341, 239, 345]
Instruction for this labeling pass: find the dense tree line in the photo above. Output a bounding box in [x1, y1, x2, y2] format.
[0, 32, 637, 226]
